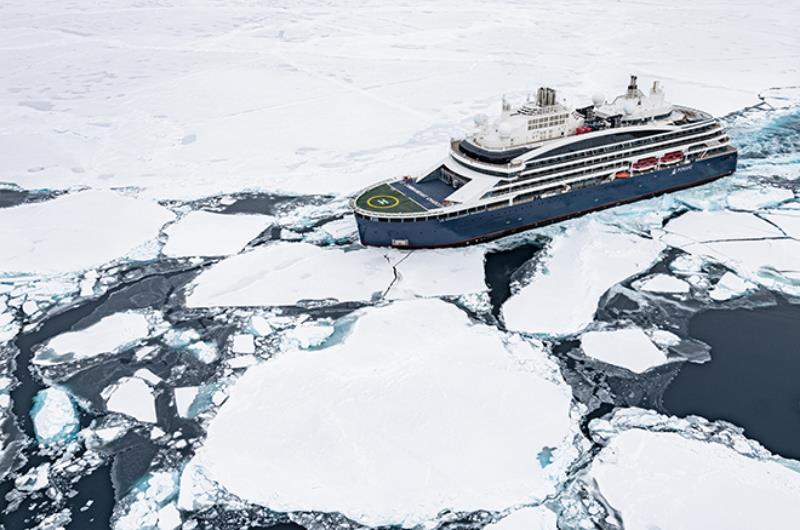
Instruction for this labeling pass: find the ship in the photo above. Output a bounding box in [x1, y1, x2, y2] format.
[352, 75, 737, 248]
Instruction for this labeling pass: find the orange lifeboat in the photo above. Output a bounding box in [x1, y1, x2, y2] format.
[632, 156, 658, 171]
[660, 151, 685, 164]
[615, 170, 631, 179]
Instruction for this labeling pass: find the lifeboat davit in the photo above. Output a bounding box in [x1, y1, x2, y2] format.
[660, 151, 685, 165]
[632, 156, 658, 171]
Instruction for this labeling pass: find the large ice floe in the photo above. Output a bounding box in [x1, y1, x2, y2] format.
[186, 299, 579, 527]
[502, 220, 664, 336]
[161, 211, 273, 258]
[582, 409, 800, 529]
[34, 311, 153, 365]
[102, 376, 157, 423]
[579, 328, 669, 374]
[0, 191, 174, 274]
[187, 242, 487, 307]
[659, 209, 800, 295]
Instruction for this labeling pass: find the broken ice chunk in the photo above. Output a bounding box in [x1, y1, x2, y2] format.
[173, 387, 199, 418]
[35, 311, 151, 365]
[709, 272, 756, 301]
[30, 387, 79, 445]
[580, 328, 669, 374]
[502, 221, 664, 336]
[634, 273, 690, 294]
[230, 334, 255, 354]
[103, 377, 157, 423]
[726, 186, 794, 211]
[162, 211, 273, 258]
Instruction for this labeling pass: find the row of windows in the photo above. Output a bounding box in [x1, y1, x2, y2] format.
[527, 114, 567, 130]
[524, 122, 719, 169]
[485, 129, 726, 195]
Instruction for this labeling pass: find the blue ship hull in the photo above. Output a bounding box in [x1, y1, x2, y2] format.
[355, 150, 737, 248]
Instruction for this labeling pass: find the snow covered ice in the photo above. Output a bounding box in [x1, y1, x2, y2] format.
[31, 387, 79, 445]
[162, 211, 273, 258]
[0, 191, 173, 275]
[189, 299, 578, 527]
[583, 409, 800, 530]
[35, 311, 152, 365]
[502, 220, 664, 336]
[580, 328, 670, 374]
[1, 0, 800, 527]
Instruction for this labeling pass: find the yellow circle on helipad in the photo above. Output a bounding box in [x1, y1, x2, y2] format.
[367, 195, 400, 209]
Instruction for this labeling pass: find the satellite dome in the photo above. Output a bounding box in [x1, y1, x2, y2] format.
[622, 101, 637, 115]
[474, 113, 488, 127]
[498, 121, 513, 138]
[591, 93, 605, 107]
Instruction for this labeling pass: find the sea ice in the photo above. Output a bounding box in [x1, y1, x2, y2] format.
[726, 186, 794, 211]
[188, 299, 578, 527]
[30, 387, 79, 445]
[709, 272, 756, 301]
[580, 328, 669, 374]
[586, 410, 800, 529]
[162, 211, 273, 258]
[0, 191, 174, 274]
[502, 221, 664, 336]
[633, 273, 690, 294]
[282, 321, 335, 349]
[230, 334, 255, 354]
[103, 377, 157, 423]
[35, 312, 151, 365]
[387, 247, 488, 299]
[661, 210, 800, 295]
[173, 387, 199, 418]
[186, 242, 396, 307]
[484, 507, 556, 530]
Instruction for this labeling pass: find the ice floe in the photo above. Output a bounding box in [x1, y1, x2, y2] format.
[187, 299, 578, 527]
[35, 311, 152, 365]
[230, 334, 255, 354]
[503, 221, 664, 336]
[187, 242, 487, 307]
[633, 273, 690, 294]
[585, 409, 800, 529]
[173, 387, 199, 418]
[661, 210, 800, 295]
[580, 328, 669, 374]
[30, 387, 79, 445]
[187, 242, 396, 307]
[162, 211, 273, 258]
[103, 377, 157, 423]
[709, 271, 756, 301]
[726, 186, 794, 211]
[0, 191, 174, 274]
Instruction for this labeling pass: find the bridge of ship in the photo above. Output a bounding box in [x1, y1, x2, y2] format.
[355, 178, 456, 214]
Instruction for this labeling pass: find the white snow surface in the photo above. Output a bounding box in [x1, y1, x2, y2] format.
[174, 387, 199, 418]
[710, 272, 755, 301]
[36, 312, 151, 365]
[484, 507, 556, 530]
[162, 211, 272, 257]
[502, 221, 664, 336]
[588, 414, 800, 530]
[31, 387, 79, 444]
[230, 334, 255, 354]
[188, 242, 487, 307]
[726, 186, 794, 211]
[104, 377, 157, 423]
[190, 299, 577, 527]
[1, 1, 795, 200]
[634, 273, 690, 294]
[580, 328, 669, 374]
[0, 191, 174, 274]
[661, 210, 800, 295]
[187, 242, 395, 306]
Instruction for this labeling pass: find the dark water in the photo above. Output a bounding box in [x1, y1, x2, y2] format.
[483, 242, 543, 319]
[663, 302, 800, 460]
